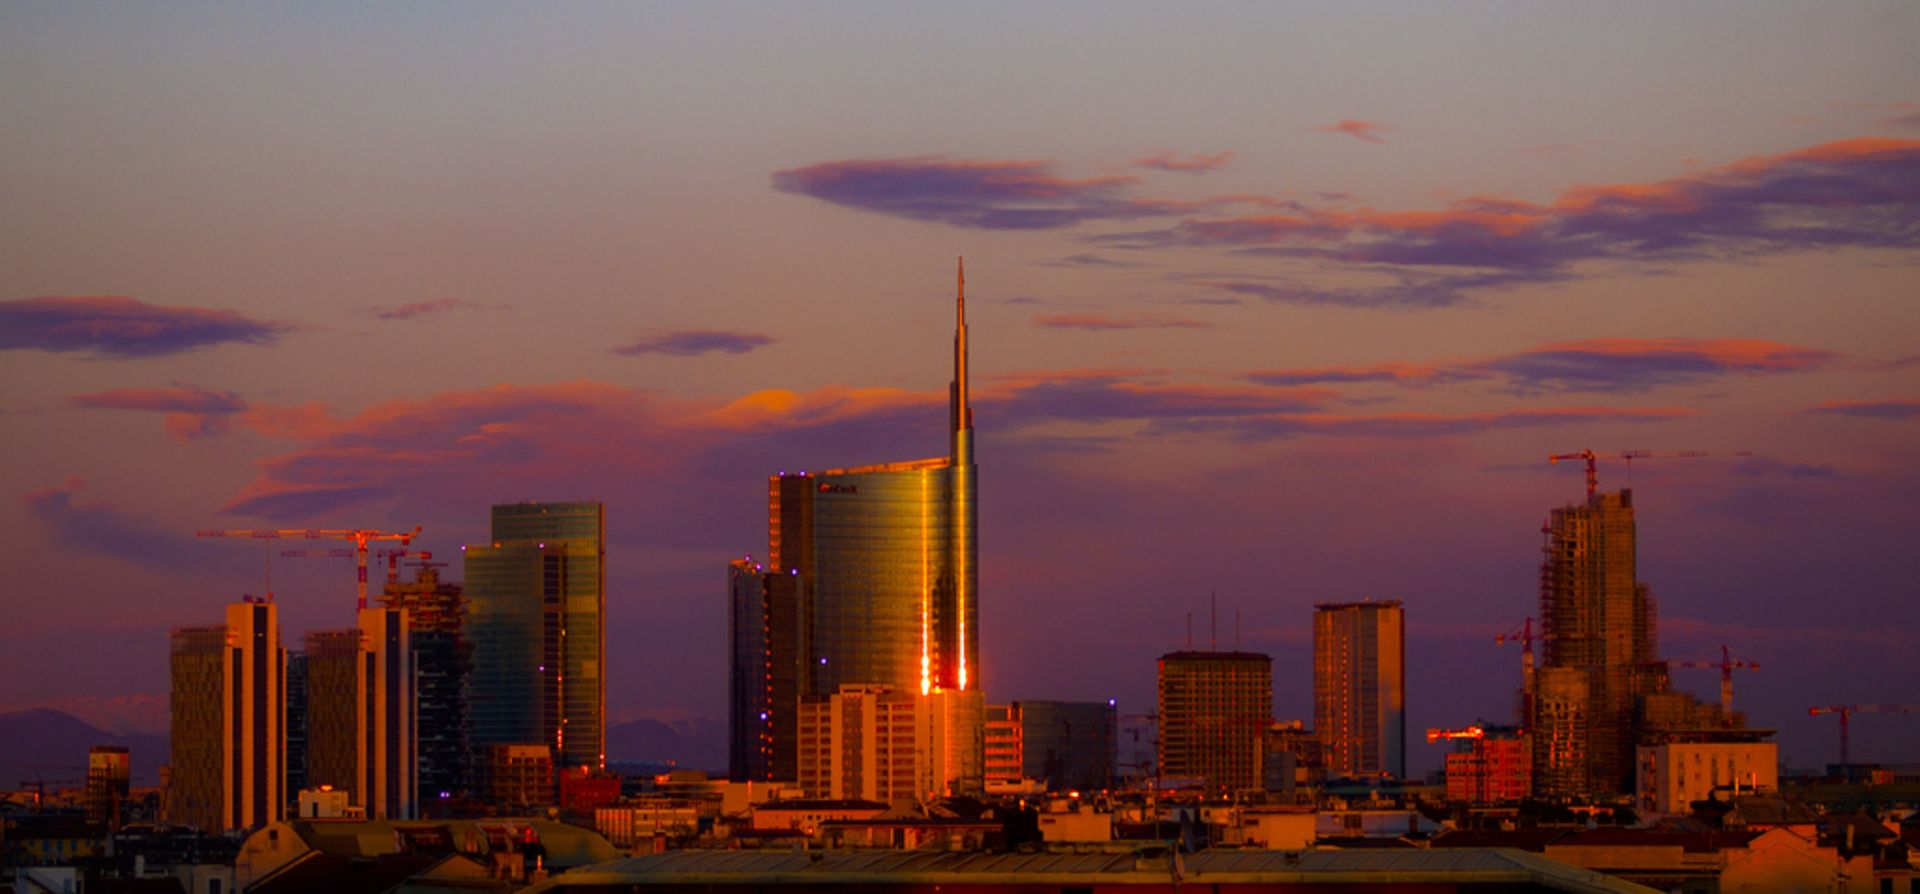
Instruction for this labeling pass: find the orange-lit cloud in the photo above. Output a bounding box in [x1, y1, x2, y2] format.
[1314, 119, 1388, 143]
[1116, 136, 1920, 307]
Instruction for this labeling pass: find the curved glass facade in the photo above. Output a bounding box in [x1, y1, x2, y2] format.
[800, 457, 975, 696]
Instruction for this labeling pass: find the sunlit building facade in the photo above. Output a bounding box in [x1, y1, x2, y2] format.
[467, 501, 605, 773]
[1313, 599, 1406, 780]
[356, 605, 417, 820]
[797, 685, 985, 801]
[166, 600, 286, 833]
[733, 261, 981, 783]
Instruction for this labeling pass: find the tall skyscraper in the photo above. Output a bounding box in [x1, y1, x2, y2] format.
[167, 625, 225, 831]
[1533, 489, 1664, 799]
[166, 599, 286, 833]
[380, 560, 470, 810]
[356, 606, 416, 819]
[1313, 599, 1406, 780]
[467, 501, 605, 773]
[732, 260, 981, 783]
[728, 559, 802, 782]
[1157, 650, 1272, 794]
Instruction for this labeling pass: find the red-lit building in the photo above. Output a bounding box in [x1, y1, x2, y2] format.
[1442, 726, 1531, 805]
[559, 767, 622, 814]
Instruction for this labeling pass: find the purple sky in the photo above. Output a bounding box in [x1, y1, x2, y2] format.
[3, 2, 1917, 773]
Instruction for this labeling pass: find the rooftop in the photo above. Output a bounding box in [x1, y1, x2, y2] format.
[523, 846, 1656, 893]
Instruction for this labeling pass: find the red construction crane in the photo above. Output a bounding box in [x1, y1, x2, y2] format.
[1668, 644, 1759, 725]
[1424, 725, 1486, 744]
[197, 526, 422, 609]
[1808, 704, 1920, 766]
[1548, 449, 1754, 500]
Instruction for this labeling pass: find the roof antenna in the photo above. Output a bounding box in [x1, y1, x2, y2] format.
[1185, 611, 1193, 650]
[1235, 607, 1242, 651]
[1210, 589, 1217, 651]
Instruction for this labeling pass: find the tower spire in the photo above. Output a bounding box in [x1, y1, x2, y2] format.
[952, 257, 971, 436]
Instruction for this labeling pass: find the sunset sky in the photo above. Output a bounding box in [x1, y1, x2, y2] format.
[4, 2, 1917, 772]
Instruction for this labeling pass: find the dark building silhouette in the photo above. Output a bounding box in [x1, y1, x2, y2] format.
[380, 560, 471, 810]
[728, 559, 802, 782]
[985, 700, 1117, 792]
[1158, 651, 1272, 794]
[302, 628, 360, 797]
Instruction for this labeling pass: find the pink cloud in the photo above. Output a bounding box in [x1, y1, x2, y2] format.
[1032, 313, 1210, 331]
[1315, 119, 1388, 144]
[1128, 137, 1920, 307]
[1131, 150, 1236, 173]
[69, 384, 248, 440]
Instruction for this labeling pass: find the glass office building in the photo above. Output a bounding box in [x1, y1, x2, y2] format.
[733, 261, 981, 785]
[466, 501, 604, 772]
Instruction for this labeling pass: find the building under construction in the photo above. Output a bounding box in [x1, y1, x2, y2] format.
[1533, 488, 1736, 800]
[381, 560, 471, 812]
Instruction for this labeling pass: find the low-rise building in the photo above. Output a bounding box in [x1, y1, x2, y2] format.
[1635, 740, 1778, 815]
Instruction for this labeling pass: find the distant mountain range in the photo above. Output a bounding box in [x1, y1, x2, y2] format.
[605, 715, 726, 772]
[0, 708, 168, 786]
[0, 707, 725, 786]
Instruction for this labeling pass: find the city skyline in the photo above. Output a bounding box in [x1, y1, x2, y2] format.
[3, 3, 1919, 776]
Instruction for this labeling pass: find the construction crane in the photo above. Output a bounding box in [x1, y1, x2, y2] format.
[1548, 449, 1754, 500]
[281, 547, 418, 585]
[1424, 725, 1486, 744]
[1808, 704, 1920, 766]
[12, 767, 86, 809]
[197, 526, 422, 609]
[1668, 644, 1759, 725]
[1495, 618, 1536, 727]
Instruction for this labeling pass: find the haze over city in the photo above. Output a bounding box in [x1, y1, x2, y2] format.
[3, 1, 1918, 778]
